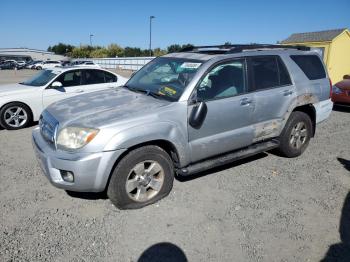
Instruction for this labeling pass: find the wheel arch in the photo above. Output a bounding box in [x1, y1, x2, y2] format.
[0, 101, 34, 122]
[104, 139, 180, 192]
[292, 104, 316, 137]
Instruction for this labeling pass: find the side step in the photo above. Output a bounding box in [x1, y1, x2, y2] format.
[176, 140, 280, 176]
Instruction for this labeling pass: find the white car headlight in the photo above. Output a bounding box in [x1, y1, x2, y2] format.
[56, 127, 99, 150]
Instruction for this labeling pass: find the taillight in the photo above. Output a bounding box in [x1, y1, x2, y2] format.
[329, 78, 332, 98]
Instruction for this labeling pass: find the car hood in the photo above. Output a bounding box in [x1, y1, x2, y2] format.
[46, 88, 172, 128]
[0, 83, 39, 97]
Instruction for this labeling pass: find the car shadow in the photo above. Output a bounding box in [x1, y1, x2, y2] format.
[321, 158, 350, 261]
[176, 152, 268, 182]
[333, 105, 350, 113]
[337, 158, 350, 172]
[65, 190, 108, 200]
[138, 242, 187, 262]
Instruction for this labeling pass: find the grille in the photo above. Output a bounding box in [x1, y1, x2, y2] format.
[39, 111, 59, 146]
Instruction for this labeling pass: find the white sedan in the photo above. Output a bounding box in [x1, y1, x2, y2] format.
[0, 67, 128, 130]
[35, 61, 62, 70]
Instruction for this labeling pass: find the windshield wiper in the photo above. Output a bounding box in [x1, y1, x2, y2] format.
[124, 86, 165, 100]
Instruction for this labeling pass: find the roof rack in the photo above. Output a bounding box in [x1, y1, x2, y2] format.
[180, 44, 310, 54]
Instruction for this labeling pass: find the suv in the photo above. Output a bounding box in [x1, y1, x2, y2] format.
[32, 44, 333, 209]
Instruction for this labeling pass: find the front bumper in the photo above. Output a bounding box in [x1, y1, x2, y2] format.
[32, 127, 126, 192]
[314, 99, 333, 124]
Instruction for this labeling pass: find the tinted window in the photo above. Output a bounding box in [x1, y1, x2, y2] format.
[56, 70, 82, 87]
[104, 72, 117, 83]
[277, 58, 292, 86]
[197, 60, 246, 101]
[251, 56, 291, 90]
[251, 57, 279, 90]
[84, 70, 105, 84]
[290, 55, 326, 80]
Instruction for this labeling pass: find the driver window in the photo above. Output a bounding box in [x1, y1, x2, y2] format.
[197, 60, 246, 101]
[55, 70, 82, 87]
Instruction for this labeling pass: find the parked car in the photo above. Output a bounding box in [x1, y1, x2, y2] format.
[16, 61, 26, 66]
[0, 67, 128, 129]
[32, 44, 333, 209]
[76, 61, 101, 68]
[332, 75, 350, 106]
[28, 60, 43, 69]
[36, 61, 61, 70]
[0, 61, 18, 70]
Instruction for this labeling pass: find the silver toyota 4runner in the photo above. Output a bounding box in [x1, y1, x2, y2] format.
[32, 44, 333, 209]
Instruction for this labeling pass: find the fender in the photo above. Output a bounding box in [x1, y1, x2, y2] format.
[103, 121, 191, 167]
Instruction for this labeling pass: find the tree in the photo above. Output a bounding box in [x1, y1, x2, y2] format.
[107, 44, 124, 57]
[71, 45, 93, 58]
[167, 44, 182, 53]
[90, 48, 109, 58]
[153, 48, 167, 57]
[48, 43, 74, 55]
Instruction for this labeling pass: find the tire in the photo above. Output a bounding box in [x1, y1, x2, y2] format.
[107, 145, 174, 209]
[0, 102, 33, 130]
[37, 66, 42, 70]
[277, 111, 313, 158]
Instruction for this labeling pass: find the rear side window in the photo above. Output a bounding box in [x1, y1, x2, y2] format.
[250, 56, 291, 90]
[104, 72, 118, 83]
[84, 70, 105, 84]
[290, 55, 326, 80]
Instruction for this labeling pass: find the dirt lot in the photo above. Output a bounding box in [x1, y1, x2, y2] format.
[0, 69, 349, 262]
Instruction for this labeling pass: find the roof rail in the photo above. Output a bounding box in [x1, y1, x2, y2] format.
[180, 44, 310, 54]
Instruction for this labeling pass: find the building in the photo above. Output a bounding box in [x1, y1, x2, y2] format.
[281, 28, 350, 83]
[0, 48, 68, 62]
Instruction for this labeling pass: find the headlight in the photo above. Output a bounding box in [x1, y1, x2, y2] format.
[56, 127, 99, 150]
[333, 86, 344, 95]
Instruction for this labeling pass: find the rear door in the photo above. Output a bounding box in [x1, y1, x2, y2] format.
[81, 69, 112, 92]
[42, 70, 84, 107]
[247, 56, 295, 140]
[188, 59, 256, 162]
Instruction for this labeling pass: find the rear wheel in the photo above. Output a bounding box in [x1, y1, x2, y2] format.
[107, 145, 174, 209]
[277, 111, 312, 157]
[0, 102, 32, 130]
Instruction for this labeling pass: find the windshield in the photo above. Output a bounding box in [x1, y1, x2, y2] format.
[126, 57, 202, 101]
[21, 70, 58, 86]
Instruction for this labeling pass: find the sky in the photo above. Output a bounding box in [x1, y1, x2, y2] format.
[0, 0, 349, 51]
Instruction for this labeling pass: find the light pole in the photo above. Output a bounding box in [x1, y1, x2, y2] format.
[149, 16, 155, 56]
[89, 34, 94, 46]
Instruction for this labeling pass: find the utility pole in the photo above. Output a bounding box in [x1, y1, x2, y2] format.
[90, 34, 94, 46]
[149, 16, 155, 56]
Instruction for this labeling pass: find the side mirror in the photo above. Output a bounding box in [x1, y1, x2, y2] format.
[189, 101, 207, 128]
[51, 81, 63, 88]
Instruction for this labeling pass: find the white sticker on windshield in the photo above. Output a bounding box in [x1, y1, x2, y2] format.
[180, 62, 202, 69]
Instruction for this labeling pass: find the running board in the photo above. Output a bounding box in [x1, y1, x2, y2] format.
[176, 140, 279, 176]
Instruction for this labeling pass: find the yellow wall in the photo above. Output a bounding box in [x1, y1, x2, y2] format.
[283, 30, 350, 83]
[328, 31, 350, 83]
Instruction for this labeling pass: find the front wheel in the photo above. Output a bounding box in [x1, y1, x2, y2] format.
[107, 145, 174, 209]
[0, 102, 32, 130]
[277, 111, 313, 158]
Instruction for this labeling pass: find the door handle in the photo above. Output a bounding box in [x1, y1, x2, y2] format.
[283, 90, 293, 96]
[240, 97, 253, 106]
[75, 89, 84, 93]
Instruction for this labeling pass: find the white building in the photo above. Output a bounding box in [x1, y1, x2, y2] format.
[0, 48, 68, 62]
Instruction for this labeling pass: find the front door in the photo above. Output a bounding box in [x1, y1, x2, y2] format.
[42, 70, 84, 108]
[188, 59, 255, 163]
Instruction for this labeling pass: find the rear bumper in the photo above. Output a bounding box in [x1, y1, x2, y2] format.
[314, 99, 333, 124]
[332, 94, 350, 104]
[32, 127, 126, 192]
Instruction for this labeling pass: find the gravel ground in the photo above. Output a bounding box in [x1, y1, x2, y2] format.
[0, 70, 349, 262]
